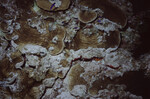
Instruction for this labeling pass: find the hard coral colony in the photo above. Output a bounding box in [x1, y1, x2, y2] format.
[0, 0, 149, 99]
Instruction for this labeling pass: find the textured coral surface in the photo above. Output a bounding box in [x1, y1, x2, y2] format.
[0, 0, 150, 99]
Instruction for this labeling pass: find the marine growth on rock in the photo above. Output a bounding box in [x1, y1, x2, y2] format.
[0, 0, 149, 99]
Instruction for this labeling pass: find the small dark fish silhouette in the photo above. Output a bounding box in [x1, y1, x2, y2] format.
[50, 3, 55, 10]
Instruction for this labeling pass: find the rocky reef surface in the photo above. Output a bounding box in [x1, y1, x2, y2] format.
[0, 0, 150, 99]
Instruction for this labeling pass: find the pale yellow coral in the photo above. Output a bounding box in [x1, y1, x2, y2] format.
[78, 10, 97, 23]
[36, 0, 70, 11]
[79, 0, 127, 27]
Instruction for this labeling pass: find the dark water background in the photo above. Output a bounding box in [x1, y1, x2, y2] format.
[124, 0, 150, 99]
[130, 0, 150, 58]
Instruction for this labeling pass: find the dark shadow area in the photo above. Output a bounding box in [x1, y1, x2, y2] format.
[131, 12, 150, 59]
[89, 71, 150, 99]
[126, 1, 150, 98]
[129, 0, 150, 59]
[129, 0, 150, 14]
[120, 71, 150, 99]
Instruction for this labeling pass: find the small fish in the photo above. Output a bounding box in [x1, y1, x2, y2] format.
[73, 27, 78, 30]
[93, 57, 103, 61]
[106, 65, 120, 69]
[50, 3, 55, 10]
[97, 16, 103, 23]
[97, 20, 101, 23]
[99, 16, 103, 18]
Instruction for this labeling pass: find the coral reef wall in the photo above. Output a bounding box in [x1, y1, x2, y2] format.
[0, 0, 150, 99]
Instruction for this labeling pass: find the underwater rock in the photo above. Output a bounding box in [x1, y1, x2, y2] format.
[36, 0, 70, 11]
[0, 21, 8, 33]
[14, 18, 66, 55]
[42, 88, 56, 99]
[64, 63, 87, 94]
[79, 0, 127, 27]
[48, 26, 66, 55]
[67, 29, 121, 50]
[78, 10, 97, 23]
[71, 85, 87, 97]
[29, 85, 45, 99]
[0, 0, 147, 98]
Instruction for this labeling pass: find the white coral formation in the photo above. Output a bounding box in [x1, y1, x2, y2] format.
[94, 18, 121, 33]
[32, 2, 40, 13]
[79, 49, 140, 82]
[15, 60, 24, 69]
[97, 36, 103, 43]
[27, 17, 47, 34]
[56, 91, 76, 99]
[52, 36, 58, 43]
[0, 38, 8, 60]
[26, 55, 40, 67]
[0, 72, 22, 93]
[0, 37, 18, 61]
[42, 78, 55, 87]
[122, 27, 140, 44]
[49, 23, 57, 31]
[140, 54, 150, 76]
[65, 20, 80, 42]
[0, 0, 20, 34]
[20, 44, 47, 55]
[42, 88, 56, 99]
[94, 84, 142, 99]
[71, 85, 87, 97]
